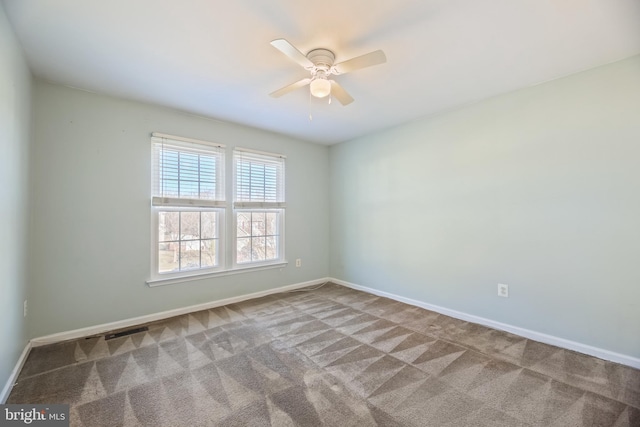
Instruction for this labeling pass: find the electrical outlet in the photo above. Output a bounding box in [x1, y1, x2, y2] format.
[498, 283, 509, 298]
[295, 258, 302, 267]
[23, 300, 28, 317]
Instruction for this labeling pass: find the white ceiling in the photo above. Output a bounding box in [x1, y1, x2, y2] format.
[3, 0, 639, 145]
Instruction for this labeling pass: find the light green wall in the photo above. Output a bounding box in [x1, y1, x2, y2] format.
[0, 6, 32, 398]
[29, 81, 330, 337]
[330, 55, 640, 358]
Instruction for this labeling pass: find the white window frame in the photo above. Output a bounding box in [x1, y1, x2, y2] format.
[232, 209, 285, 269]
[151, 207, 226, 280]
[149, 133, 226, 282]
[232, 148, 286, 268]
[147, 137, 287, 286]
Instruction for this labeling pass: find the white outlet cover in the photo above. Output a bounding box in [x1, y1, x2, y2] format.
[498, 284, 509, 298]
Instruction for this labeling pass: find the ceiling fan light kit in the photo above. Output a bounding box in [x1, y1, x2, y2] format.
[310, 77, 331, 98]
[270, 39, 386, 106]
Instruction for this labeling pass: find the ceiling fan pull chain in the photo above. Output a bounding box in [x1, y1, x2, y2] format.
[309, 90, 313, 121]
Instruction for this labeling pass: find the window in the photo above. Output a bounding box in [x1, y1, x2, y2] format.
[233, 149, 285, 266]
[149, 134, 286, 284]
[157, 210, 220, 272]
[151, 133, 225, 279]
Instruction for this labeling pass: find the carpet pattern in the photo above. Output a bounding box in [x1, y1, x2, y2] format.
[8, 283, 640, 426]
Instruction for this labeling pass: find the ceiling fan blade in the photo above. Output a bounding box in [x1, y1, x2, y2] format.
[270, 39, 314, 69]
[334, 50, 386, 74]
[269, 78, 312, 98]
[330, 81, 354, 106]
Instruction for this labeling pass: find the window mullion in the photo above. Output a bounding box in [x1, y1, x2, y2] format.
[178, 212, 182, 271]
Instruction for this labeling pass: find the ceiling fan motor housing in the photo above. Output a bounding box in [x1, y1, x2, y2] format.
[307, 48, 335, 72]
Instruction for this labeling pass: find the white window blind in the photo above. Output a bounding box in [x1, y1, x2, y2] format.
[152, 133, 225, 207]
[234, 149, 285, 209]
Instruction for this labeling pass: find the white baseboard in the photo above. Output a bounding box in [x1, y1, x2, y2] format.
[31, 277, 330, 347]
[25, 275, 640, 370]
[1, 341, 32, 404]
[331, 278, 640, 370]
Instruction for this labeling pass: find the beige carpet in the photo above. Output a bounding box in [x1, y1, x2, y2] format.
[8, 283, 640, 426]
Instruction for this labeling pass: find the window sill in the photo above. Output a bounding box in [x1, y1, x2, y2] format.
[146, 261, 289, 287]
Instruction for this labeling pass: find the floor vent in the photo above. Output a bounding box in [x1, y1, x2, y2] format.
[104, 326, 149, 340]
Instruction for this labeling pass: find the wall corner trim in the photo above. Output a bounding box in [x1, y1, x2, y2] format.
[1, 342, 32, 404]
[330, 278, 640, 369]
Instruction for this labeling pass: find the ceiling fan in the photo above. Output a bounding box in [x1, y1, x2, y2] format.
[269, 39, 386, 106]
